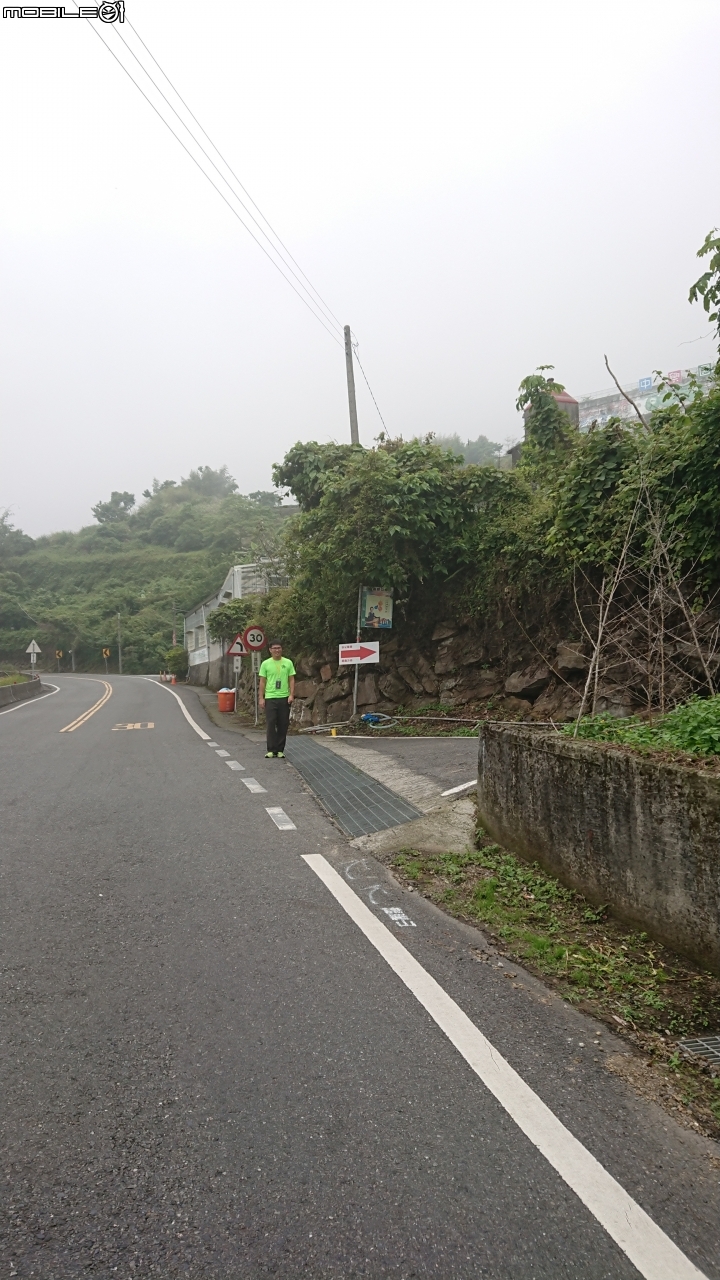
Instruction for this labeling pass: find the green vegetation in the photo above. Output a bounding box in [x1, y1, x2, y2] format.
[393, 833, 720, 1137]
[263, 236, 720, 664]
[563, 696, 720, 757]
[0, 467, 294, 673]
[430, 432, 505, 466]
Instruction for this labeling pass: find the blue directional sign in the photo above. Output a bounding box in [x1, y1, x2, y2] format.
[638, 377, 653, 393]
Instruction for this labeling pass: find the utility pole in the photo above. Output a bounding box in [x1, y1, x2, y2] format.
[70, 647, 75, 672]
[117, 612, 123, 675]
[344, 325, 359, 446]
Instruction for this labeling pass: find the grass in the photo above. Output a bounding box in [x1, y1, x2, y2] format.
[563, 694, 720, 757]
[392, 832, 720, 1139]
[0, 673, 29, 686]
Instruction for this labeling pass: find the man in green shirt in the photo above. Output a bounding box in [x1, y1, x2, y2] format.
[258, 642, 296, 758]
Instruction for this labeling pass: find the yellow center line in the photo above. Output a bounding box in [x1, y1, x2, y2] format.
[59, 680, 113, 733]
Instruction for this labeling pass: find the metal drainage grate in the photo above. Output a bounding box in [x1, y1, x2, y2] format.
[678, 1036, 720, 1065]
[284, 736, 423, 838]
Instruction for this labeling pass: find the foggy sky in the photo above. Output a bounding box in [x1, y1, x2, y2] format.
[1, 0, 719, 537]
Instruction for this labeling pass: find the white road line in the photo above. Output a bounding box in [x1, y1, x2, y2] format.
[206, 741, 219, 747]
[441, 780, 477, 797]
[302, 854, 707, 1280]
[216, 749, 230, 758]
[0, 682, 60, 716]
[242, 777, 267, 794]
[226, 760, 245, 771]
[143, 679, 211, 740]
[266, 806, 297, 830]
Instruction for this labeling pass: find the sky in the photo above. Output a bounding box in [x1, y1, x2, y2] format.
[1, 0, 719, 536]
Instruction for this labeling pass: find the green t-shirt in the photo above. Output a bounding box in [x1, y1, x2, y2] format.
[259, 656, 296, 699]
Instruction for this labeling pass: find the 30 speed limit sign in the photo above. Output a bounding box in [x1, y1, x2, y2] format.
[242, 625, 266, 651]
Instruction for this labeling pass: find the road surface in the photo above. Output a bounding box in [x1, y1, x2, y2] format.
[1, 675, 718, 1279]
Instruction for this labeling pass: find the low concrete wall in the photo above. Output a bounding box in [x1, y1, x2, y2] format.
[0, 678, 45, 709]
[477, 724, 720, 973]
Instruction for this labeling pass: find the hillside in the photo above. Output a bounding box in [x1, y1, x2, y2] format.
[0, 467, 295, 673]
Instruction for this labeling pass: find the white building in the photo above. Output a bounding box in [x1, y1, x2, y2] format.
[184, 563, 277, 686]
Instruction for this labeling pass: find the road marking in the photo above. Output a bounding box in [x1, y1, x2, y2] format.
[242, 777, 267, 793]
[112, 722, 154, 730]
[216, 748, 230, 757]
[382, 905, 416, 927]
[60, 680, 112, 733]
[226, 760, 245, 771]
[441, 780, 477, 797]
[0, 682, 60, 716]
[266, 806, 296, 830]
[206, 741, 219, 747]
[302, 854, 707, 1280]
[143, 679, 211, 740]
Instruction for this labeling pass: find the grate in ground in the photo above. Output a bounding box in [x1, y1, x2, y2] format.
[679, 1035, 720, 1065]
[284, 737, 423, 837]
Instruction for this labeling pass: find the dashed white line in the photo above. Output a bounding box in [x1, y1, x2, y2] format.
[215, 749, 230, 758]
[226, 760, 245, 771]
[266, 807, 296, 830]
[242, 777, 267, 794]
[302, 853, 707, 1280]
[206, 741, 219, 747]
[441, 780, 477, 797]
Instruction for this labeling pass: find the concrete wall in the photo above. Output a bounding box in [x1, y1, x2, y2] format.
[477, 724, 720, 973]
[0, 678, 45, 709]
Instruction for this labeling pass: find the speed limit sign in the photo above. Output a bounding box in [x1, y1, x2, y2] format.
[242, 625, 266, 651]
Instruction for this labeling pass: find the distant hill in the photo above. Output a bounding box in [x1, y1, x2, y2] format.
[0, 466, 296, 673]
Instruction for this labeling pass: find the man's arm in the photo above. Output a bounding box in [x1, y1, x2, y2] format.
[258, 675, 267, 708]
[288, 674, 295, 704]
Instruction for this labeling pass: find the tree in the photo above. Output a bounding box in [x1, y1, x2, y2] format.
[206, 598, 258, 643]
[689, 227, 720, 347]
[182, 465, 238, 499]
[516, 367, 577, 473]
[91, 491, 135, 523]
[432, 433, 504, 466]
[272, 441, 363, 511]
[248, 490, 283, 508]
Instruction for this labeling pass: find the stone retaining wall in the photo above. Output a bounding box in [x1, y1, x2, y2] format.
[477, 724, 720, 973]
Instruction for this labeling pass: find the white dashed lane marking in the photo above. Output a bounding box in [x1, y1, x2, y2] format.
[242, 777, 267, 794]
[215, 749, 230, 758]
[206, 741, 219, 747]
[266, 807, 296, 830]
[226, 760, 245, 771]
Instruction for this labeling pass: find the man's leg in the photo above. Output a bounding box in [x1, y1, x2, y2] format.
[275, 699, 291, 754]
[265, 699, 279, 753]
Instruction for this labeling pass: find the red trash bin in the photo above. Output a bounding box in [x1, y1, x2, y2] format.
[217, 689, 235, 713]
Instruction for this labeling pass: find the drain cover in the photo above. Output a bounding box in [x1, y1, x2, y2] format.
[678, 1035, 720, 1065]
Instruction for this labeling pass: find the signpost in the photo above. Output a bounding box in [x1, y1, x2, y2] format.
[338, 642, 380, 666]
[26, 638, 41, 678]
[242, 626, 266, 724]
[226, 635, 249, 711]
[102, 646, 111, 674]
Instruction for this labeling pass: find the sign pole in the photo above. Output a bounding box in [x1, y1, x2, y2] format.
[352, 585, 362, 718]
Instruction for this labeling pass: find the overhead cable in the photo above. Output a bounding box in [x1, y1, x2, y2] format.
[121, 15, 344, 335]
[75, 9, 343, 345]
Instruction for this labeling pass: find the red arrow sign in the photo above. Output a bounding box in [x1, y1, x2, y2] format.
[338, 641, 380, 665]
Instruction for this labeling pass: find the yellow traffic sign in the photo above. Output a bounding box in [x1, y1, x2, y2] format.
[55, 650, 63, 659]
[102, 648, 111, 658]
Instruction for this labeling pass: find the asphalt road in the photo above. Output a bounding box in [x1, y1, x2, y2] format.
[1, 675, 719, 1279]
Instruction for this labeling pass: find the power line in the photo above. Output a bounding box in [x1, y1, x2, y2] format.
[75, 11, 343, 345]
[121, 15, 344, 335]
[351, 336, 388, 432]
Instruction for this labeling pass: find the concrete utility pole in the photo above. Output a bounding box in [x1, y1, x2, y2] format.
[344, 325, 359, 446]
[117, 612, 123, 675]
